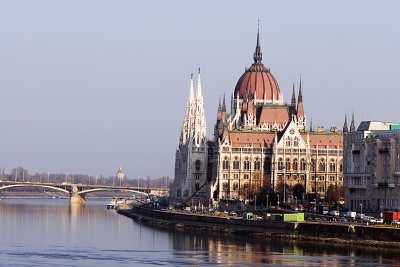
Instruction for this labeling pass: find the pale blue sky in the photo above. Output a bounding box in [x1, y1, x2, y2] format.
[0, 1, 399, 179]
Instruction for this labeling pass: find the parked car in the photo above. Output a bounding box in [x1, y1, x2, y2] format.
[229, 211, 237, 216]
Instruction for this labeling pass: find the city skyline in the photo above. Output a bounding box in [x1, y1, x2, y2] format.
[0, 1, 399, 178]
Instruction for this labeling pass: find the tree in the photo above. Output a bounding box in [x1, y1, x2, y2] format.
[293, 184, 305, 201]
[326, 184, 340, 204]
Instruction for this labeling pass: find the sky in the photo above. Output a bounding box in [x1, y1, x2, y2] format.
[0, 1, 399, 179]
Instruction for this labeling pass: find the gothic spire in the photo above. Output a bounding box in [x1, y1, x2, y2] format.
[188, 72, 194, 101]
[296, 78, 304, 118]
[298, 77, 303, 102]
[196, 68, 202, 99]
[253, 24, 262, 64]
[343, 114, 348, 133]
[222, 93, 226, 112]
[350, 112, 356, 132]
[291, 82, 296, 108]
[218, 96, 221, 112]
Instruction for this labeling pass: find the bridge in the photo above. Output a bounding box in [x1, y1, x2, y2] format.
[0, 181, 169, 204]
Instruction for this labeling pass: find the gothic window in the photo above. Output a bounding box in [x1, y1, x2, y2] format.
[300, 159, 306, 171]
[329, 160, 336, 172]
[264, 157, 271, 172]
[223, 174, 228, 179]
[285, 158, 291, 171]
[195, 183, 200, 190]
[319, 159, 325, 172]
[320, 176, 325, 181]
[244, 174, 249, 179]
[195, 160, 201, 171]
[243, 157, 250, 170]
[286, 137, 291, 147]
[293, 137, 299, 147]
[222, 182, 229, 190]
[339, 161, 343, 172]
[222, 157, 229, 170]
[234, 174, 239, 179]
[233, 157, 240, 170]
[254, 158, 261, 171]
[233, 182, 239, 191]
[311, 159, 316, 172]
[278, 158, 284, 171]
[293, 159, 298, 171]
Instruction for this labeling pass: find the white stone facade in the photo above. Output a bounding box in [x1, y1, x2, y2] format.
[344, 121, 400, 212]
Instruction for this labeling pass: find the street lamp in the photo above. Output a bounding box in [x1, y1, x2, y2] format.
[266, 194, 269, 210]
[314, 198, 317, 215]
[277, 194, 280, 208]
[360, 203, 363, 215]
[295, 196, 298, 209]
[254, 195, 257, 210]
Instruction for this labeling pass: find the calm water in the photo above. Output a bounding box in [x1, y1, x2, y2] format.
[0, 199, 399, 267]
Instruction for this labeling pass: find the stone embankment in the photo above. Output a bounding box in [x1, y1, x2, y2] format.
[118, 206, 400, 249]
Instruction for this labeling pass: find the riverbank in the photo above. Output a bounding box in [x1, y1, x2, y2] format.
[118, 205, 400, 249]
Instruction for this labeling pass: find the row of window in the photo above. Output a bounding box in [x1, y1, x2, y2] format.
[222, 173, 259, 180]
[222, 157, 343, 172]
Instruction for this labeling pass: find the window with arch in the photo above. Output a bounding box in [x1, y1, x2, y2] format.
[311, 159, 316, 171]
[222, 182, 229, 190]
[293, 159, 298, 171]
[264, 157, 271, 172]
[339, 161, 343, 172]
[285, 137, 291, 147]
[195, 160, 201, 171]
[243, 157, 251, 170]
[293, 137, 299, 147]
[300, 159, 306, 171]
[254, 158, 261, 171]
[285, 158, 291, 171]
[319, 159, 325, 172]
[222, 157, 229, 170]
[233, 157, 240, 170]
[233, 182, 239, 191]
[277, 158, 284, 171]
[329, 160, 336, 172]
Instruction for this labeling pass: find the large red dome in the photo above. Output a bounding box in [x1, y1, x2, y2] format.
[234, 32, 281, 102]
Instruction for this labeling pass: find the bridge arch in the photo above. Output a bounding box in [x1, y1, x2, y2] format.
[79, 188, 149, 196]
[0, 184, 69, 194]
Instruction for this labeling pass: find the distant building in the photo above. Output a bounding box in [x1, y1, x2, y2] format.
[343, 121, 400, 212]
[116, 166, 125, 186]
[172, 30, 344, 205]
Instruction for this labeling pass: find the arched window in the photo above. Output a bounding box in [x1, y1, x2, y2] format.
[285, 158, 291, 171]
[300, 159, 306, 171]
[233, 157, 240, 170]
[339, 161, 343, 172]
[293, 159, 298, 171]
[195, 160, 201, 171]
[222, 182, 229, 190]
[277, 158, 284, 171]
[233, 182, 239, 191]
[243, 157, 251, 170]
[311, 159, 316, 171]
[319, 159, 325, 172]
[254, 158, 261, 171]
[293, 137, 299, 147]
[222, 157, 229, 170]
[264, 157, 271, 172]
[329, 160, 336, 172]
[286, 137, 291, 147]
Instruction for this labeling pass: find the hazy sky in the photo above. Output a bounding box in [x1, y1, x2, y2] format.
[0, 1, 399, 179]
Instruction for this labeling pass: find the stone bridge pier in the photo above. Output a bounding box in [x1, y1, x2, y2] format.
[69, 186, 86, 204]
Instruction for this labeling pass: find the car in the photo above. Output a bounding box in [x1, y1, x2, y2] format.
[375, 218, 383, 224]
[338, 217, 347, 222]
[229, 211, 237, 216]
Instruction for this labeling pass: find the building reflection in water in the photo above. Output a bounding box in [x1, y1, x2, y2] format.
[169, 230, 400, 266]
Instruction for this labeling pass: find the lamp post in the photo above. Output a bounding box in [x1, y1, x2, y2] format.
[295, 196, 298, 209]
[266, 194, 269, 210]
[277, 194, 280, 208]
[283, 166, 286, 209]
[360, 203, 363, 215]
[254, 195, 257, 210]
[314, 198, 317, 215]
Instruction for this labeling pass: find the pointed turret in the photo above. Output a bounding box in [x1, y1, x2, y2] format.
[350, 112, 356, 132]
[180, 74, 196, 145]
[291, 82, 296, 108]
[253, 26, 262, 64]
[222, 93, 226, 112]
[196, 68, 202, 99]
[343, 114, 348, 133]
[309, 119, 313, 132]
[218, 96, 221, 112]
[296, 78, 304, 118]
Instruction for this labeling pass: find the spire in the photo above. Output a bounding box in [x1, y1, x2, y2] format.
[343, 114, 348, 133]
[222, 93, 226, 112]
[296, 78, 304, 118]
[350, 112, 356, 132]
[196, 68, 202, 99]
[253, 23, 262, 64]
[189, 73, 194, 101]
[291, 82, 296, 108]
[309, 119, 313, 132]
[218, 96, 221, 112]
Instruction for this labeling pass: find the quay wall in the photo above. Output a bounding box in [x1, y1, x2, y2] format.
[118, 206, 400, 247]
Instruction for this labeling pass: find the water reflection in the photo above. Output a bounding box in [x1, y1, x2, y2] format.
[0, 198, 399, 267]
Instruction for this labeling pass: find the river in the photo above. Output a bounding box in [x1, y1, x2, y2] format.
[0, 198, 399, 266]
